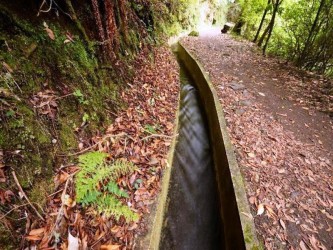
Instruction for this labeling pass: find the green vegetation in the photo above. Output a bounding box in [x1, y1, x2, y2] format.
[76, 152, 138, 221]
[0, 7, 119, 192]
[189, 30, 200, 37]
[0, 0, 228, 247]
[233, 0, 333, 76]
[151, 0, 228, 38]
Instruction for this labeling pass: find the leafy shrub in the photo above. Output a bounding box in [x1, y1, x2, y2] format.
[75, 151, 138, 221]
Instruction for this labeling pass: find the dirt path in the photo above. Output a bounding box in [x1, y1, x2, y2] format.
[182, 35, 333, 249]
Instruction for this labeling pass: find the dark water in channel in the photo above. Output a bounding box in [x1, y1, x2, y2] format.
[160, 66, 223, 250]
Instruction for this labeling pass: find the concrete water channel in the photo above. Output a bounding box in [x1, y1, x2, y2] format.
[139, 43, 260, 250]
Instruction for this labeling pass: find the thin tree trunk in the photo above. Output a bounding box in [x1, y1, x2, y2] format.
[233, 18, 244, 35]
[65, 0, 89, 43]
[91, 0, 108, 54]
[262, 0, 282, 54]
[297, 0, 325, 66]
[253, 0, 271, 43]
[257, 21, 270, 46]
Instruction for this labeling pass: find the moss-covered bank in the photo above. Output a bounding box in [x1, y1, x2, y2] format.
[0, 2, 138, 247]
[0, 0, 228, 248]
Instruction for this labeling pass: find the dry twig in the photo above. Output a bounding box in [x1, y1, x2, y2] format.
[140, 133, 178, 141]
[48, 174, 72, 241]
[0, 203, 30, 221]
[11, 171, 45, 221]
[66, 132, 130, 156]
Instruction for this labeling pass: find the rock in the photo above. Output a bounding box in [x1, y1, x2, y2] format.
[239, 100, 253, 106]
[229, 82, 246, 90]
[221, 22, 234, 34]
[242, 89, 251, 98]
[235, 109, 245, 115]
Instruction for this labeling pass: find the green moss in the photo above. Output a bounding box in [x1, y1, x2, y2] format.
[0, 224, 16, 250]
[188, 30, 199, 37]
[29, 178, 54, 207]
[0, 3, 139, 248]
[59, 118, 77, 150]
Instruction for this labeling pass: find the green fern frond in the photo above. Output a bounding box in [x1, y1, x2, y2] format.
[105, 181, 129, 198]
[97, 195, 139, 221]
[109, 159, 137, 181]
[78, 151, 108, 170]
[75, 151, 138, 222]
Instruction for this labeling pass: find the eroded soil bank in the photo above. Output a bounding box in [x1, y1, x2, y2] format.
[182, 34, 333, 249]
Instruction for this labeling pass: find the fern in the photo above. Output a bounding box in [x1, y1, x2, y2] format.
[105, 181, 129, 198]
[109, 159, 137, 181]
[98, 195, 139, 221]
[78, 151, 108, 170]
[75, 152, 138, 222]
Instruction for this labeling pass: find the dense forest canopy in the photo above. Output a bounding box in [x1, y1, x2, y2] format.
[233, 0, 333, 77]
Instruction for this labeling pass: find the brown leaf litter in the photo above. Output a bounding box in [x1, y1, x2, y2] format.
[21, 47, 179, 249]
[182, 34, 333, 249]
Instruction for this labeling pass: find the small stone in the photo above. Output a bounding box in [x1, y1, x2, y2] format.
[291, 191, 300, 199]
[240, 100, 253, 106]
[242, 89, 251, 97]
[229, 82, 246, 90]
[235, 109, 245, 115]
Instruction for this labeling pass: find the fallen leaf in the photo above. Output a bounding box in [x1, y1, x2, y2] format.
[44, 27, 55, 40]
[111, 225, 121, 234]
[29, 228, 45, 236]
[0, 169, 6, 183]
[68, 231, 79, 250]
[301, 224, 318, 233]
[249, 196, 256, 204]
[100, 245, 120, 250]
[257, 203, 265, 216]
[148, 157, 159, 165]
[309, 235, 321, 250]
[4, 190, 14, 202]
[25, 235, 43, 241]
[265, 205, 277, 218]
[247, 152, 255, 158]
[2, 62, 13, 73]
[54, 171, 69, 186]
[63, 194, 75, 207]
[300, 240, 308, 250]
[279, 219, 286, 230]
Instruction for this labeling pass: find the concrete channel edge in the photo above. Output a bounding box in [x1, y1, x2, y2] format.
[176, 42, 260, 250]
[140, 42, 260, 250]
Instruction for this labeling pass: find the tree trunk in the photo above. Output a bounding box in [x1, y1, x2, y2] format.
[297, 0, 325, 66]
[262, 0, 282, 54]
[91, 0, 108, 55]
[253, 0, 271, 43]
[233, 18, 244, 35]
[257, 21, 270, 46]
[65, 0, 89, 42]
